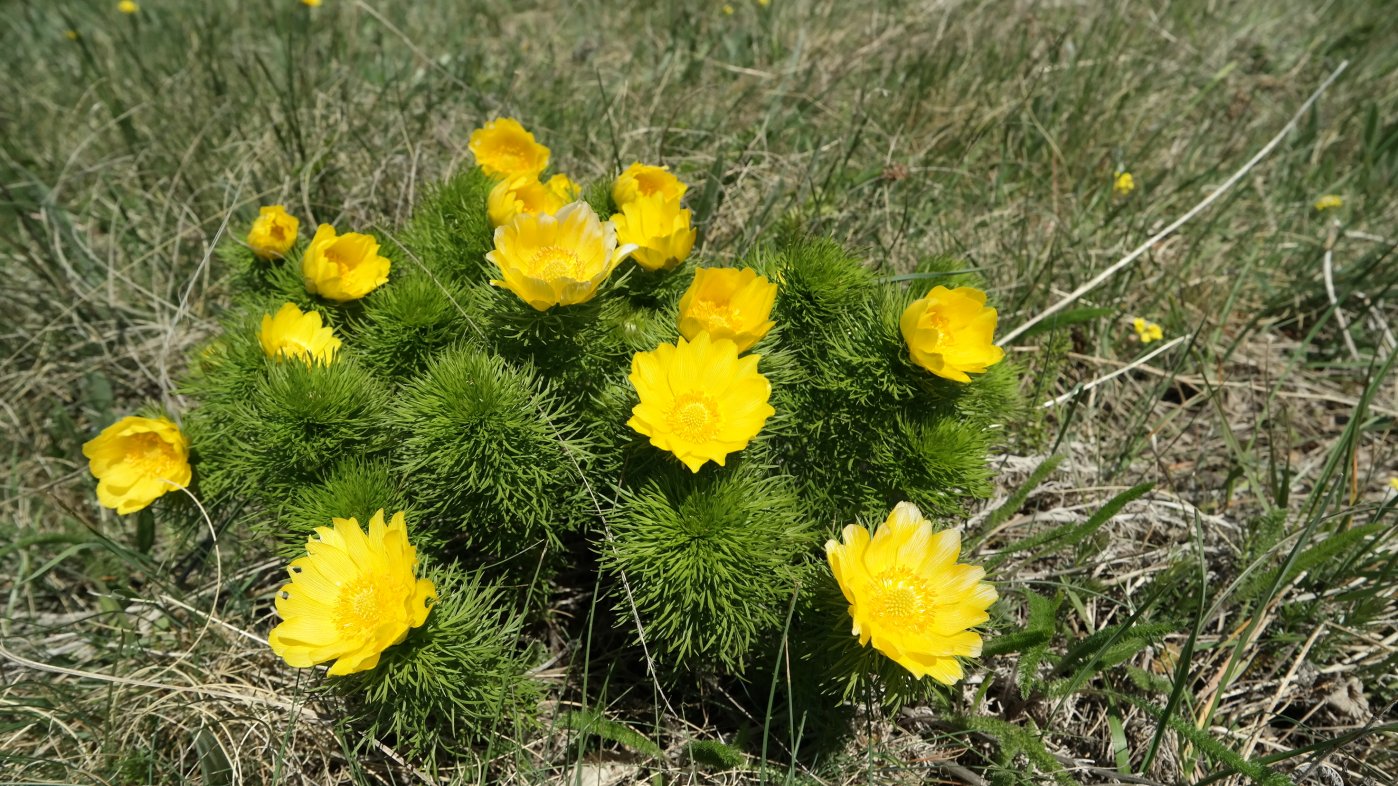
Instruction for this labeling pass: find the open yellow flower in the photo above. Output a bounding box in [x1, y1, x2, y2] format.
[826, 502, 996, 684]
[487, 201, 634, 311]
[469, 118, 550, 180]
[1114, 170, 1135, 196]
[82, 416, 191, 515]
[247, 205, 300, 260]
[487, 174, 579, 228]
[900, 286, 1004, 383]
[612, 162, 687, 208]
[268, 510, 436, 676]
[302, 224, 391, 302]
[612, 193, 696, 272]
[1132, 317, 1164, 344]
[628, 331, 774, 472]
[677, 267, 777, 353]
[117, 0, 138, 13]
[259, 302, 341, 364]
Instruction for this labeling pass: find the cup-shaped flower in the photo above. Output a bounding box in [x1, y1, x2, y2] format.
[612, 193, 696, 272]
[678, 267, 777, 353]
[469, 117, 550, 180]
[247, 205, 300, 260]
[612, 162, 687, 208]
[268, 510, 437, 676]
[487, 174, 580, 228]
[900, 286, 1004, 383]
[627, 332, 774, 473]
[302, 224, 391, 302]
[487, 201, 634, 311]
[826, 502, 996, 684]
[259, 302, 341, 364]
[82, 416, 191, 515]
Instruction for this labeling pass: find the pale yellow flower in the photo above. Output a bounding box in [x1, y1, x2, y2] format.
[1132, 317, 1164, 344]
[269, 511, 436, 676]
[259, 302, 341, 365]
[487, 174, 579, 228]
[1114, 171, 1135, 196]
[117, 0, 139, 13]
[826, 502, 996, 684]
[469, 118, 550, 180]
[302, 0, 323, 6]
[64, 29, 80, 41]
[487, 202, 634, 311]
[1314, 194, 1343, 211]
[628, 332, 774, 473]
[722, 3, 735, 14]
[900, 286, 1004, 383]
[82, 416, 191, 515]
[677, 267, 777, 353]
[246, 205, 300, 260]
[612, 193, 696, 272]
[612, 162, 687, 208]
[302, 224, 391, 302]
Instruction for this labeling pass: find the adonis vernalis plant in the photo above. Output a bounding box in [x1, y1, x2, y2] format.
[86, 117, 1016, 760]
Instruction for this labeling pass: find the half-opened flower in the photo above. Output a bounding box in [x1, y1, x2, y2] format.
[612, 193, 696, 272]
[82, 416, 191, 515]
[247, 205, 299, 260]
[678, 267, 777, 353]
[268, 510, 436, 676]
[487, 173, 580, 228]
[612, 162, 687, 208]
[900, 286, 1004, 383]
[469, 118, 550, 180]
[487, 201, 634, 311]
[302, 224, 391, 302]
[628, 331, 774, 472]
[259, 302, 341, 364]
[826, 502, 996, 684]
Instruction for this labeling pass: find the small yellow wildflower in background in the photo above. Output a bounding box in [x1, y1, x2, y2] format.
[677, 267, 777, 353]
[487, 174, 579, 228]
[64, 29, 80, 41]
[722, 3, 735, 14]
[757, 0, 771, 6]
[1132, 317, 1164, 344]
[487, 202, 634, 311]
[1388, 477, 1398, 492]
[825, 501, 997, 684]
[900, 286, 1004, 383]
[83, 416, 191, 515]
[469, 118, 550, 180]
[1114, 170, 1135, 196]
[628, 332, 775, 473]
[1314, 194, 1343, 212]
[268, 510, 436, 676]
[612, 193, 696, 272]
[117, 0, 139, 13]
[301, 0, 323, 6]
[259, 302, 341, 365]
[246, 204, 300, 260]
[302, 224, 391, 302]
[612, 162, 687, 209]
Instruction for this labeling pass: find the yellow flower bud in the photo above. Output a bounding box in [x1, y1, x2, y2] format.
[612, 193, 696, 272]
[246, 205, 300, 260]
[612, 162, 687, 208]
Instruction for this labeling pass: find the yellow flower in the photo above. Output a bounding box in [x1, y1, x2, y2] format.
[302, 0, 323, 6]
[82, 416, 191, 515]
[1389, 477, 1398, 492]
[825, 501, 996, 684]
[628, 331, 774, 473]
[677, 267, 777, 353]
[757, 0, 770, 6]
[612, 193, 697, 272]
[64, 29, 80, 41]
[487, 201, 634, 311]
[1114, 170, 1135, 196]
[1132, 317, 1164, 344]
[117, 0, 138, 13]
[246, 205, 300, 260]
[487, 173, 580, 228]
[612, 162, 687, 208]
[268, 510, 436, 676]
[259, 302, 341, 365]
[469, 118, 550, 180]
[302, 224, 391, 302]
[1314, 194, 1343, 211]
[900, 286, 1004, 383]
[722, 3, 735, 14]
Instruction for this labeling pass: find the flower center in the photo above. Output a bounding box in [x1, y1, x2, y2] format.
[335, 575, 396, 634]
[530, 245, 583, 280]
[689, 298, 739, 333]
[325, 241, 359, 276]
[126, 433, 178, 477]
[492, 141, 532, 170]
[868, 569, 935, 633]
[666, 393, 719, 443]
[923, 311, 953, 346]
[269, 223, 286, 242]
